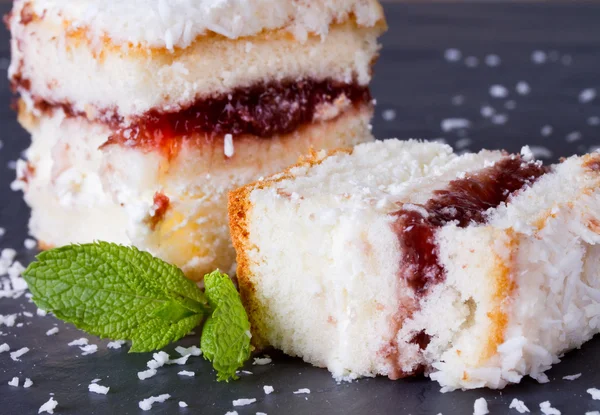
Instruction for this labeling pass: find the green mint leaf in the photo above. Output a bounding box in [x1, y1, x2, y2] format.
[23, 242, 208, 352]
[201, 270, 252, 381]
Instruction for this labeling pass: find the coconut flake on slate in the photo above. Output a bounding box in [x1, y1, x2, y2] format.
[168, 355, 190, 365]
[138, 394, 171, 411]
[264, 385, 274, 395]
[68, 338, 88, 347]
[562, 373, 581, 381]
[24, 239, 36, 250]
[566, 131, 582, 143]
[23, 378, 33, 388]
[540, 401, 561, 415]
[253, 356, 272, 365]
[531, 50, 547, 64]
[22, 311, 33, 318]
[489, 85, 508, 98]
[38, 397, 58, 414]
[45, 327, 59, 336]
[587, 388, 600, 400]
[509, 398, 529, 413]
[179, 401, 188, 408]
[178, 370, 195, 377]
[480, 106, 495, 118]
[256, 413, 267, 415]
[232, 398, 256, 407]
[0, 342, 9, 352]
[444, 48, 462, 62]
[225, 412, 239, 415]
[382, 108, 397, 121]
[541, 125, 553, 136]
[586, 412, 600, 415]
[10, 347, 29, 361]
[0, 314, 16, 327]
[147, 351, 170, 369]
[516, 81, 531, 95]
[107, 340, 125, 349]
[441, 118, 470, 132]
[579, 88, 597, 104]
[528, 146, 553, 159]
[80, 344, 98, 355]
[491, 114, 508, 125]
[8, 377, 19, 387]
[138, 368, 158, 380]
[485, 54, 501, 67]
[36, 308, 47, 317]
[293, 388, 311, 394]
[175, 345, 201, 357]
[88, 382, 110, 395]
[473, 398, 488, 415]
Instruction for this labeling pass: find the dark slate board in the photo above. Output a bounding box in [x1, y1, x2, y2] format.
[2, 2, 600, 414]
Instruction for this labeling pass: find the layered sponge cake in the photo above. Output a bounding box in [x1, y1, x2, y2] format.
[229, 139, 600, 390]
[8, 0, 385, 279]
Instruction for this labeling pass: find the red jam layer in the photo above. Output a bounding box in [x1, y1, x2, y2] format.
[392, 156, 549, 296]
[109, 79, 371, 151]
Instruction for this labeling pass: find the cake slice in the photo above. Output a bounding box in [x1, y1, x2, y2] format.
[8, 0, 385, 279]
[229, 139, 600, 390]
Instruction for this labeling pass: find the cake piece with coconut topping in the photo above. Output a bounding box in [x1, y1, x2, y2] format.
[229, 139, 600, 390]
[8, 0, 386, 279]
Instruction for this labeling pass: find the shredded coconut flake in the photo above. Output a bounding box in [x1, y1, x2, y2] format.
[178, 370, 195, 377]
[539, 401, 561, 415]
[24, 239, 37, 250]
[38, 397, 58, 414]
[579, 88, 597, 103]
[588, 388, 600, 400]
[531, 50, 547, 64]
[8, 377, 19, 387]
[0, 314, 16, 327]
[562, 373, 581, 381]
[516, 81, 531, 95]
[45, 327, 59, 336]
[147, 351, 170, 369]
[489, 85, 508, 98]
[382, 109, 396, 121]
[224, 134, 234, 157]
[444, 48, 462, 62]
[68, 338, 88, 346]
[441, 118, 471, 132]
[253, 356, 272, 365]
[509, 399, 529, 413]
[88, 382, 110, 395]
[175, 345, 201, 357]
[232, 398, 256, 407]
[80, 344, 98, 355]
[0, 343, 9, 353]
[10, 347, 29, 361]
[138, 368, 158, 380]
[139, 394, 171, 411]
[23, 378, 33, 388]
[107, 340, 125, 349]
[179, 401, 188, 408]
[473, 397, 489, 415]
[485, 54, 501, 67]
[293, 388, 311, 394]
[36, 309, 47, 317]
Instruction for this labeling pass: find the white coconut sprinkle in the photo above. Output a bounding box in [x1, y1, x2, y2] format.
[224, 134, 234, 158]
[138, 368, 158, 380]
[480, 106, 495, 118]
[107, 340, 125, 349]
[178, 370, 195, 377]
[253, 356, 272, 365]
[0, 228, 4, 237]
[0, 314, 16, 327]
[45, 327, 59, 336]
[444, 48, 462, 62]
[263, 385, 274, 395]
[138, 394, 171, 411]
[24, 239, 36, 250]
[36, 309, 47, 317]
[473, 397, 489, 415]
[509, 398, 529, 413]
[0, 343, 9, 353]
[256, 413, 267, 415]
[465, 56, 479, 68]
[147, 351, 170, 369]
[586, 412, 600, 415]
[539, 401, 561, 415]
[382, 109, 396, 121]
[168, 355, 190, 365]
[293, 388, 311, 394]
[225, 412, 239, 415]
[541, 125, 553, 136]
[10, 347, 29, 361]
[179, 401, 188, 408]
[531, 50, 547, 64]
[579, 88, 597, 104]
[90, 379, 101, 383]
[80, 344, 98, 355]
[8, 377, 19, 387]
[528, 146, 553, 159]
[566, 131, 582, 143]
[587, 388, 600, 400]
[23, 378, 33, 388]
[175, 345, 201, 357]
[88, 382, 110, 395]
[22, 311, 33, 318]
[516, 81, 531, 95]
[588, 116, 600, 126]
[489, 85, 508, 98]
[491, 114, 508, 125]
[38, 397, 58, 414]
[232, 398, 256, 407]
[68, 338, 88, 347]
[441, 118, 471, 132]
[485, 54, 501, 67]
[562, 373, 581, 381]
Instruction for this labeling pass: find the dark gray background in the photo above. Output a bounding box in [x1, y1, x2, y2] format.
[2, 2, 600, 414]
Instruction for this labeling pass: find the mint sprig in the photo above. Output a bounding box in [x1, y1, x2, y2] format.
[22, 242, 252, 380]
[202, 270, 252, 381]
